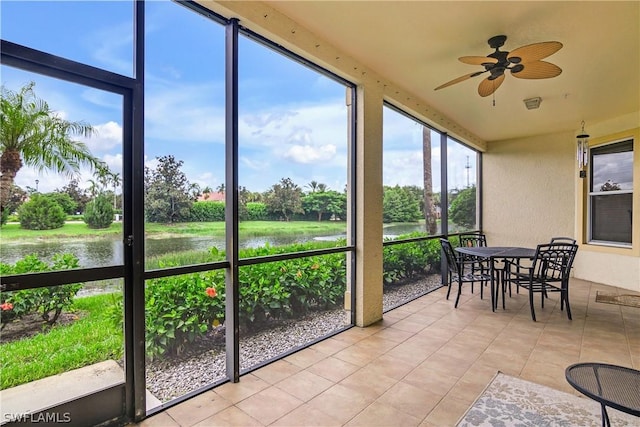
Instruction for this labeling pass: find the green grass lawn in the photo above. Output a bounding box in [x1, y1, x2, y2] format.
[1, 220, 347, 242]
[0, 293, 123, 390]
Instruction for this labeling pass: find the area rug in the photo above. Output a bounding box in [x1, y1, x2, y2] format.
[456, 371, 639, 426]
[595, 291, 640, 308]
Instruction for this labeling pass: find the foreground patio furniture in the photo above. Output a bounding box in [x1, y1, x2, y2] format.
[455, 246, 536, 310]
[440, 239, 492, 308]
[504, 242, 578, 321]
[550, 236, 577, 244]
[566, 362, 640, 427]
[458, 233, 489, 293]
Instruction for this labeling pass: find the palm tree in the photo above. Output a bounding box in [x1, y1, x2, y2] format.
[0, 82, 103, 212]
[306, 180, 319, 193]
[422, 126, 437, 235]
[111, 172, 121, 210]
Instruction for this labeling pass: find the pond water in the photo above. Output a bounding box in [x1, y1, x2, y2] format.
[1, 223, 426, 269]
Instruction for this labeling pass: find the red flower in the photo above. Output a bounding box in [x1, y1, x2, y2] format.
[205, 287, 217, 298]
[1, 302, 14, 311]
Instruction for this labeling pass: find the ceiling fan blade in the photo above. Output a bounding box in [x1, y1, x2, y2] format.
[511, 61, 562, 79]
[507, 41, 563, 63]
[434, 71, 484, 90]
[459, 56, 498, 66]
[478, 74, 505, 97]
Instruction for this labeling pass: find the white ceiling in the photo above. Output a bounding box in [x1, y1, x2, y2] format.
[265, 1, 640, 142]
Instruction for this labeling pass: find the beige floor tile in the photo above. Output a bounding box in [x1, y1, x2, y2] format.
[270, 403, 342, 427]
[137, 412, 179, 427]
[364, 353, 415, 380]
[339, 367, 398, 400]
[307, 384, 374, 424]
[284, 347, 328, 369]
[352, 335, 400, 355]
[370, 326, 415, 343]
[344, 400, 421, 427]
[376, 381, 442, 419]
[403, 364, 458, 397]
[214, 374, 270, 404]
[193, 406, 264, 426]
[306, 356, 361, 383]
[274, 369, 334, 402]
[383, 341, 436, 367]
[310, 337, 353, 356]
[388, 318, 430, 334]
[333, 344, 380, 367]
[252, 359, 302, 385]
[422, 396, 471, 426]
[166, 391, 232, 426]
[235, 386, 303, 425]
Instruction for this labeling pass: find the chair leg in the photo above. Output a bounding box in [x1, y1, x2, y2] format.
[446, 274, 452, 300]
[529, 287, 537, 322]
[563, 282, 572, 320]
[454, 281, 462, 308]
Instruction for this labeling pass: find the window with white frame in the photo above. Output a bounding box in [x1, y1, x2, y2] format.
[589, 139, 634, 245]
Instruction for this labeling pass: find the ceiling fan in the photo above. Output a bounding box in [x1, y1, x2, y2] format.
[435, 35, 563, 97]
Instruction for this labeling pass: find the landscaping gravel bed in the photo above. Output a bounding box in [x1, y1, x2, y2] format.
[146, 274, 443, 402]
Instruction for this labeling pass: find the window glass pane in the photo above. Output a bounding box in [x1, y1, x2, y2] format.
[1, 1, 134, 76]
[591, 142, 633, 192]
[144, 1, 225, 270]
[1, 68, 124, 269]
[382, 105, 443, 310]
[1, 279, 124, 416]
[591, 194, 633, 244]
[382, 106, 441, 237]
[447, 138, 478, 232]
[144, 271, 226, 406]
[237, 35, 349, 254]
[238, 254, 350, 372]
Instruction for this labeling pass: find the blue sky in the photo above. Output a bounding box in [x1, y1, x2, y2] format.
[1, 1, 476, 195]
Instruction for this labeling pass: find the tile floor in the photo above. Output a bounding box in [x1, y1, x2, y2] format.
[136, 279, 639, 426]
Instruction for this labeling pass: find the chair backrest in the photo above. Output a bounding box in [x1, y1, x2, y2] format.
[459, 233, 487, 248]
[532, 243, 578, 280]
[550, 236, 577, 245]
[440, 238, 461, 275]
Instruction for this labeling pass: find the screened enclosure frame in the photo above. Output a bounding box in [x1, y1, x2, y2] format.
[0, 1, 357, 424]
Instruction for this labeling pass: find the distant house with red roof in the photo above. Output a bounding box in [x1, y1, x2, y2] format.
[198, 191, 225, 202]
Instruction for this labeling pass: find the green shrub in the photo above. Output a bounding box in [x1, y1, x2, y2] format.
[83, 194, 114, 229]
[245, 202, 268, 220]
[383, 234, 441, 284]
[46, 192, 78, 215]
[0, 254, 83, 329]
[17, 194, 66, 230]
[144, 271, 225, 360]
[189, 201, 225, 222]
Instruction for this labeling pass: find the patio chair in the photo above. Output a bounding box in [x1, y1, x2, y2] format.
[550, 236, 577, 244]
[458, 232, 489, 294]
[440, 239, 492, 308]
[503, 242, 578, 321]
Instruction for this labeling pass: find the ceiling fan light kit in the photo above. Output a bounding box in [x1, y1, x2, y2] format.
[435, 35, 563, 98]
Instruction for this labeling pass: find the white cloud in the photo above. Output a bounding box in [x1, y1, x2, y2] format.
[81, 121, 123, 153]
[144, 80, 226, 144]
[284, 144, 337, 164]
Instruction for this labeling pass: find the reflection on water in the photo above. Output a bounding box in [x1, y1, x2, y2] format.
[1, 223, 425, 269]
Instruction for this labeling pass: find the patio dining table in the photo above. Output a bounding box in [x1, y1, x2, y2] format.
[454, 246, 536, 311]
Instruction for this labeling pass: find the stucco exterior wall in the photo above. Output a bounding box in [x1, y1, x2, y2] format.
[484, 120, 640, 292]
[483, 131, 576, 248]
